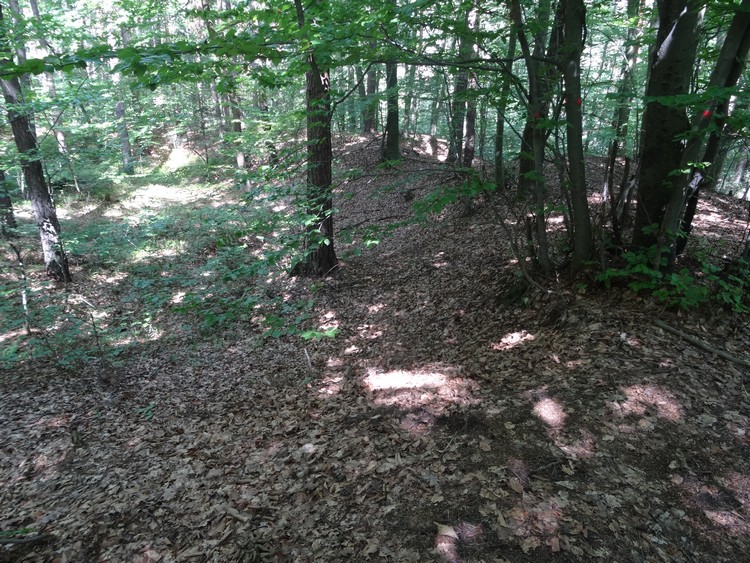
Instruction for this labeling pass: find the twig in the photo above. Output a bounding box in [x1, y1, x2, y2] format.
[0, 534, 53, 545]
[654, 319, 750, 369]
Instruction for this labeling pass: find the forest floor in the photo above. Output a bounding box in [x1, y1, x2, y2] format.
[2, 137, 750, 562]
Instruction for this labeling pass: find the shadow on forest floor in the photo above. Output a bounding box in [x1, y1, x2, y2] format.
[1, 137, 750, 562]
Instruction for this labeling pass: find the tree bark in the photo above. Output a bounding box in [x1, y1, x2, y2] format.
[605, 0, 644, 244]
[115, 101, 135, 175]
[511, 0, 561, 275]
[495, 28, 517, 193]
[382, 60, 400, 161]
[673, 0, 750, 256]
[0, 5, 70, 281]
[363, 61, 377, 133]
[1, 75, 71, 281]
[0, 170, 17, 234]
[632, 0, 704, 252]
[293, 0, 337, 276]
[562, 0, 592, 274]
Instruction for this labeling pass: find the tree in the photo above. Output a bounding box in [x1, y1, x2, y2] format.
[292, 0, 338, 276]
[382, 59, 400, 161]
[561, 0, 592, 273]
[631, 0, 704, 254]
[674, 0, 750, 256]
[0, 4, 70, 281]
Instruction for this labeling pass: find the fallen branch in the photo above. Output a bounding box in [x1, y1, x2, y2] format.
[654, 319, 750, 370]
[0, 534, 53, 545]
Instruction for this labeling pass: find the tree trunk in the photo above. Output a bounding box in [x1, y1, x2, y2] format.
[673, 0, 750, 256]
[115, 101, 135, 175]
[293, 0, 337, 276]
[632, 0, 704, 252]
[1, 76, 71, 281]
[382, 61, 400, 161]
[605, 0, 644, 244]
[562, 0, 592, 274]
[402, 63, 417, 138]
[495, 30, 517, 193]
[511, 0, 561, 275]
[0, 170, 17, 234]
[363, 61, 377, 133]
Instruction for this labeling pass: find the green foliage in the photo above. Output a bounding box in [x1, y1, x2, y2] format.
[413, 175, 495, 218]
[597, 249, 749, 312]
[135, 403, 156, 420]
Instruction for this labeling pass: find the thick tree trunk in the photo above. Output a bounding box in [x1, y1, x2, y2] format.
[382, 61, 400, 161]
[632, 0, 703, 252]
[562, 0, 592, 274]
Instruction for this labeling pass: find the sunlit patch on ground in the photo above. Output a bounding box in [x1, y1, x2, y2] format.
[434, 521, 484, 563]
[491, 330, 535, 351]
[528, 391, 596, 459]
[163, 147, 198, 172]
[364, 366, 479, 433]
[611, 384, 684, 422]
[357, 323, 384, 339]
[318, 310, 338, 331]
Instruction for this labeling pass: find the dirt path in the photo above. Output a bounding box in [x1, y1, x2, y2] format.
[2, 143, 750, 562]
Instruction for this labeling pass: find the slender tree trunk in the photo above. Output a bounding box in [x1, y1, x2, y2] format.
[605, 0, 643, 243]
[495, 30, 517, 193]
[363, 61, 377, 133]
[1, 5, 70, 281]
[402, 63, 417, 138]
[511, 0, 561, 275]
[447, 8, 472, 166]
[293, 0, 337, 276]
[382, 61, 400, 161]
[1, 76, 71, 281]
[462, 74, 477, 168]
[0, 170, 17, 233]
[673, 0, 750, 256]
[115, 101, 135, 175]
[562, 0, 592, 274]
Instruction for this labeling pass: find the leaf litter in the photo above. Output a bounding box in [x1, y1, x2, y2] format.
[2, 137, 750, 562]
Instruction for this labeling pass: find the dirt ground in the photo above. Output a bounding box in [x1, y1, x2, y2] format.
[2, 138, 750, 562]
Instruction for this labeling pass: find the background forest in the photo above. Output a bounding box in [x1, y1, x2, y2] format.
[1, 0, 750, 561]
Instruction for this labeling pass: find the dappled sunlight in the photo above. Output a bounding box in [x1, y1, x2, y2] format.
[506, 495, 566, 551]
[364, 366, 479, 428]
[434, 522, 484, 563]
[611, 384, 684, 422]
[365, 369, 449, 390]
[533, 397, 567, 429]
[432, 251, 450, 268]
[528, 390, 596, 459]
[357, 323, 384, 340]
[367, 303, 386, 314]
[163, 147, 198, 172]
[318, 374, 344, 396]
[491, 330, 535, 351]
[318, 310, 339, 331]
